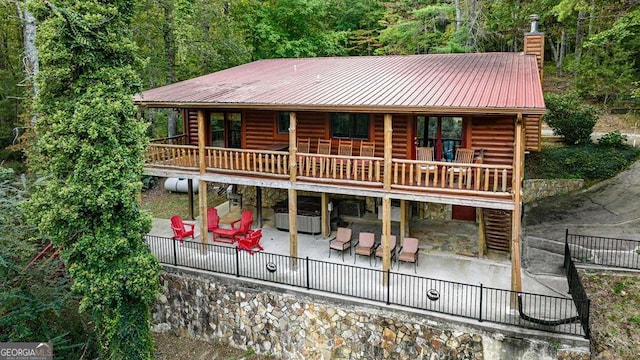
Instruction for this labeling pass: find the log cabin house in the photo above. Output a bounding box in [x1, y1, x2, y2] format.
[135, 23, 545, 292]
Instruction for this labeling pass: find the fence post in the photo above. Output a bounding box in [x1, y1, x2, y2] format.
[584, 298, 591, 339]
[235, 247, 240, 278]
[306, 257, 310, 290]
[172, 238, 178, 266]
[386, 269, 391, 305]
[478, 283, 483, 322]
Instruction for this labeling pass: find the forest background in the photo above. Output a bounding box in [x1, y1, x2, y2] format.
[2, 0, 640, 152]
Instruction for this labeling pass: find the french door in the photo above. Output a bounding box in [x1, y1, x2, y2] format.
[415, 116, 463, 161]
[209, 112, 241, 148]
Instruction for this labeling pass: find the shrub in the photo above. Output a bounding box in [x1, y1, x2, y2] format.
[598, 131, 628, 148]
[525, 144, 640, 180]
[141, 175, 157, 191]
[544, 93, 598, 145]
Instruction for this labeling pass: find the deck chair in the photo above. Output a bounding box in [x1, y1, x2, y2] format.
[316, 139, 332, 174]
[207, 207, 220, 232]
[237, 229, 264, 255]
[329, 227, 352, 261]
[297, 138, 311, 173]
[417, 146, 436, 171]
[355, 141, 375, 179]
[375, 235, 397, 265]
[397, 237, 419, 273]
[212, 209, 253, 244]
[447, 148, 475, 186]
[337, 139, 353, 156]
[354, 232, 377, 265]
[170, 215, 195, 244]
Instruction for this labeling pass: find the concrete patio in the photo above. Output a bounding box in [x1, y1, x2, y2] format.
[150, 205, 558, 296]
[147, 204, 586, 337]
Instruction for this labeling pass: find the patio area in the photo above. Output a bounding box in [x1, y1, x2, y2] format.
[149, 205, 560, 297]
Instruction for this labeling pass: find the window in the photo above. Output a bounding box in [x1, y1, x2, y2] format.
[209, 112, 242, 148]
[331, 113, 369, 140]
[277, 112, 289, 134]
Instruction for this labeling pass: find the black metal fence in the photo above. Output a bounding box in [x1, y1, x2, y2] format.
[146, 235, 587, 337]
[566, 231, 640, 270]
[563, 239, 592, 339]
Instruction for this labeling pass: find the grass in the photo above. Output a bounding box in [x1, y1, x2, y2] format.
[141, 177, 227, 219]
[581, 273, 640, 359]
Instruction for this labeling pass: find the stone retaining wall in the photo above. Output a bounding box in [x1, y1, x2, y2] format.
[523, 179, 584, 204]
[153, 268, 589, 359]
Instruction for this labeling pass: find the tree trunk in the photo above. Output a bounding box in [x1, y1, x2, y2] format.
[15, 0, 38, 126]
[465, 0, 478, 49]
[559, 29, 567, 74]
[162, 1, 177, 137]
[575, 10, 585, 60]
[548, 37, 563, 76]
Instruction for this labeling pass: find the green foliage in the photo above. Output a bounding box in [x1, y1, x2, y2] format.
[0, 167, 98, 358]
[377, 4, 467, 55]
[525, 144, 640, 180]
[543, 93, 598, 145]
[572, 8, 640, 103]
[232, 0, 348, 59]
[28, 1, 159, 358]
[141, 175, 157, 191]
[598, 131, 628, 148]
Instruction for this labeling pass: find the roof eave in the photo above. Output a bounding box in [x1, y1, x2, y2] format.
[134, 101, 546, 116]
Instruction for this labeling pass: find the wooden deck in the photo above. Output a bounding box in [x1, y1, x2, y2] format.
[144, 142, 515, 210]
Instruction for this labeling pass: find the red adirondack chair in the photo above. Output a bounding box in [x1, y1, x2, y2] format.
[170, 215, 195, 243]
[212, 210, 253, 244]
[207, 208, 220, 232]
[237, 229, 264, 255]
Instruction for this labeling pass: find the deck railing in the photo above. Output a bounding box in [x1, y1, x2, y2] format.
[391, 159, 512, 196]
[297, 153, 383, 186]
[145, 144, 199, 169]
[204, 146, 289, 178]
[146, 235, 588, 337]
[149, 134, 188, 145]
[144, 144, 514, 197]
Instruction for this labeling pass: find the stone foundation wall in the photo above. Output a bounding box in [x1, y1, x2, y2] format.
[418, 203, 452, 220]
[523, 179, 584, 204]
[153, 268, 589, 359]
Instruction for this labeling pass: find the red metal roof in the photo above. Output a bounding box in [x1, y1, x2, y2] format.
[135, 53, 545, 114]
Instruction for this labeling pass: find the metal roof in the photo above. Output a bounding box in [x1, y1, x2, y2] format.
[135, 53, 545, 115]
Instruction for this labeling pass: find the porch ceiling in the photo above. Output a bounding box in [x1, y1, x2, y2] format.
[135, 53, 545, 116]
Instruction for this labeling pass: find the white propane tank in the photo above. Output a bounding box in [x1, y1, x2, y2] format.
[164, 177, 199, 193]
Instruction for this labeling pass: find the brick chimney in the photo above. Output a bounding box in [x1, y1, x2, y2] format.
[524, 14, 544, 84]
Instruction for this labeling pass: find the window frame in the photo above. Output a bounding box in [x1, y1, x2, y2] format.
[330, 113, 370, 140]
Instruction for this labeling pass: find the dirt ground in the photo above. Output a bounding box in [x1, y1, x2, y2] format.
[153, 332, 275, 360]
[581, 273, 640, 360]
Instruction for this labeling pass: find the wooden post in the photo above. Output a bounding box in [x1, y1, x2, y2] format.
[197, 110, 206, 174]
[256, 186, 262, 228]
[382, 196, 391, 285]
[289, 112, 297, 182]
[188, 179, 195, 220]
[511, 114, 524, 303]
[199, 179, 208, 253]
[288, 112, 298, 265]
[400, 199, 407, 241]
[478, 207, 485, 258]
[288, 188, 298, 262]
[383, 114, 393, 191]
[321, 192, 329, 237]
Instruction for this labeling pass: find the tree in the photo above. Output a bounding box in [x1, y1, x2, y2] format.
[0, 168, 98, 358]
[28, 1, 160, 358]
[571, 8, 640, 104]
[14, 0, 39, 126]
